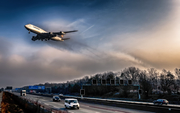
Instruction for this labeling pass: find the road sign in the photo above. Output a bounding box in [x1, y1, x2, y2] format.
[101, 79, 106, 85]
[138, 89, 142, 94]
[128, 80, 132, 85]
[110, 79, 115, 85]
[80, 89, 85, 95]
[120, 80, 124, 85]
[29, 86, 45, 90]
[92, 79, 97, 85]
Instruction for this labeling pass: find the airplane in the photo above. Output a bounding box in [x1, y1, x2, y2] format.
[24, 24, 78, 41]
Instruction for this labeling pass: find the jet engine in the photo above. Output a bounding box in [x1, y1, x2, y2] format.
[60, 31, 66, 35]
[49, 32, 53, 35]
[51, 36, 63, 41]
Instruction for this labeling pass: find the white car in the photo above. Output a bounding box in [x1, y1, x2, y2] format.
[64, 98, 80, 109]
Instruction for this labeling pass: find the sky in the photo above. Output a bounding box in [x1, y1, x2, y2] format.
[0, 0, 180, 88]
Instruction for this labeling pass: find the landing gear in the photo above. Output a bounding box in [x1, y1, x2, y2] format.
[31, 36, 36, 41]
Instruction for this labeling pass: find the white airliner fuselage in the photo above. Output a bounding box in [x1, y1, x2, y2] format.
[24, 24, 77, 41]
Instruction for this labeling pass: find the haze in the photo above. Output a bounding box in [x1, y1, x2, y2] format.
[0, 0, 180, 88]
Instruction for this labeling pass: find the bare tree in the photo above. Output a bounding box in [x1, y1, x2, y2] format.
[139, 70, 152, 99]
[121, 67, 140, 84]
[147, 68, 158, 93]
[160, 69, 175, 95]
[175, 68, 180, 93]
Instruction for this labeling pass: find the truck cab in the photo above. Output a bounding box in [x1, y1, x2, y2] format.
[20, 90, 26, 96]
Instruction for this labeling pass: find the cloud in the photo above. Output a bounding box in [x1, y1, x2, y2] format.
[0, 38, 13, 56]
[0, 37, 145, 88]
[109, 4, 180, 70]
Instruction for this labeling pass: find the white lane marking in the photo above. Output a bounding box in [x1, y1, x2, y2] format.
[39, 99, 47, 101]
[44, 103, 49, 105]
[52, 105, 60, 108]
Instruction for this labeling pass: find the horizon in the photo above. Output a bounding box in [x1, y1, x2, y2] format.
[12, 67, 180, 89]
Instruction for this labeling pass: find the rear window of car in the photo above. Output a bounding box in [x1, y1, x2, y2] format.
[69, 100, 78, 103]
[55, 97, 59, 99]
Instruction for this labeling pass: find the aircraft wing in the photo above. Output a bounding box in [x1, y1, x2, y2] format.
[63, 30, 78, 33]
[53, 30, 78, 35]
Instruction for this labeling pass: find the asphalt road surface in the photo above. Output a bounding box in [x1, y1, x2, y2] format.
[13, 92, 155, 113]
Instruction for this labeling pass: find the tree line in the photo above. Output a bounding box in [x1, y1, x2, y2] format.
[38, 67, 180, 97]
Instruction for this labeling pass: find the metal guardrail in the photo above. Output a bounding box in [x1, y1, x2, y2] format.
[27, 92, 180, 107]
[63, 94, 180, 105]
[62, 95, 180, 113]
[15, 92, 180, 113]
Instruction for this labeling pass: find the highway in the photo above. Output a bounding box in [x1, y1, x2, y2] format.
[13, 92, 154, 113]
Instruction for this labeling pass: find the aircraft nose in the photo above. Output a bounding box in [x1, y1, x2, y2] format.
[24, 25, 28, 28]
[24, 25, 30, 30]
